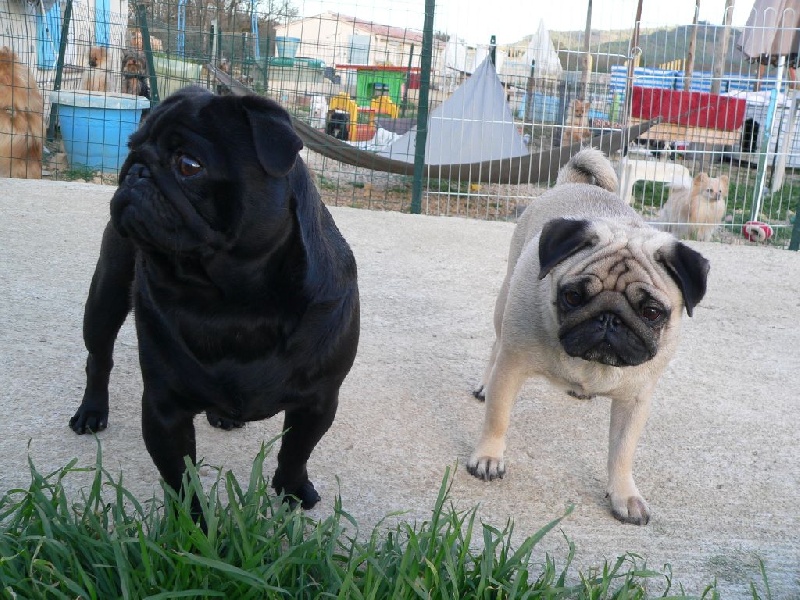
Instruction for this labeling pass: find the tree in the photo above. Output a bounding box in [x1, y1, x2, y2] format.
[130, 0, 298, 60]
[132, 0, 298, 44]
[710, 0, 735, 95]
[684, 0, 700, 91]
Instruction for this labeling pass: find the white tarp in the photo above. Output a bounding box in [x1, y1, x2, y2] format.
[737, 0, 800, 61]
[443, 41, 506, 75]
[378, 56, 528, 165]
[444, 41, 487, 75]
[527, 19, 563, 79]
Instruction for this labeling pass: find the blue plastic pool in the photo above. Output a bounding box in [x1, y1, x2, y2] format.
[51, 91, 151, 173]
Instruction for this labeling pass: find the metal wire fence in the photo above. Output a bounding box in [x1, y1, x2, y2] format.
[1, 0, 799, 247]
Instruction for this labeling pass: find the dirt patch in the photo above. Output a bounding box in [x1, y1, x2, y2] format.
[1, 179, 798, 599]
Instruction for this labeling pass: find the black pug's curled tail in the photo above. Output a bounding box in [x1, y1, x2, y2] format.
[556, 147, 618, 193]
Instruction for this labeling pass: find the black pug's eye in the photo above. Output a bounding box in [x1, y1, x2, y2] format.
[175, 154, 204, 178]
[561, 289, 583, 308]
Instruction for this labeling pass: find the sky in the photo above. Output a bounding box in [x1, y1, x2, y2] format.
[295, 0, 756, 45]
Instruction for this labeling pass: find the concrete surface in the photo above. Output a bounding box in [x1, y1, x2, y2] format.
[1, 179, 798, 597]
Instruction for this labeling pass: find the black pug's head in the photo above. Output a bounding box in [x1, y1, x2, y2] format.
[111, 86, 303, 258]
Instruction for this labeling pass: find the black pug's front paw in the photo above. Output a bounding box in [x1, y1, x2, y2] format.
[273, 478, 321, 510]
[206, 411, 245, 430]
[69, 404, 109, 434]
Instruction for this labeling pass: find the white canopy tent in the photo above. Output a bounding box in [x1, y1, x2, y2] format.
[527, 19, 563, 79]
[378, 56, 528, 166]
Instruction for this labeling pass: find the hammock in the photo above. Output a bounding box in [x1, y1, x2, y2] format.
[207, 64, 661, 184]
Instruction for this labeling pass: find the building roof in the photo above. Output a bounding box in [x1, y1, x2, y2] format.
[334, 64, 421, 72]
[294, 12, 424, 44]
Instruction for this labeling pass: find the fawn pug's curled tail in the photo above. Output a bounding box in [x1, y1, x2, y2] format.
[556, 148, 618, 193]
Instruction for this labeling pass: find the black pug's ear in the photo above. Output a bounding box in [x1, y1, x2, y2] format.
[657, 242, 710, 317]
[240, 95, 303, 177]
[538, 218, 596, 279]
[174, 85, 213, 99]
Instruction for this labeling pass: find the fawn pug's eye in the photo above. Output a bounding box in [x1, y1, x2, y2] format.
[562, 289, 583, 308]
[641, 305, 664, 323]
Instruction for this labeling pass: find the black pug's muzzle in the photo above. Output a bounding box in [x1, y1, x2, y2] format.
[111, 152, 226, 258]
[557, 291, 662, 367]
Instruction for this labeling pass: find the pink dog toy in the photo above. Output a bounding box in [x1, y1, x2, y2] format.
[742, 221, 773, 242]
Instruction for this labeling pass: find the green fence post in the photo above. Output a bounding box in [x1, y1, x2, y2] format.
[410, 0, 435, 215]
[46, 0, 73, 142]
[790, 214, 800, 251]
[403, 43, 414, 118]
[135, 1, 160, 105]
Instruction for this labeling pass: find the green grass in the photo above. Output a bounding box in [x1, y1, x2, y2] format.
[426, 178, 471, 194]
[315, 174, 339, 191]
[60, 165, 100, 182]
[0, 442, 757, 599]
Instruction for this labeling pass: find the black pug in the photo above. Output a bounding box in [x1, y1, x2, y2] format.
[69, 86, 360, 511]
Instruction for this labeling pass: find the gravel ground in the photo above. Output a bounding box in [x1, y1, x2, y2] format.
[1, 178, 798, 598]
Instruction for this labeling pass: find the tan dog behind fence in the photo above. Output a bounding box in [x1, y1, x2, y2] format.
[562, 99, 591, 146]
[0, 47, 43, 179]
[80, 46, 116, 92]
[130, 28, 164, 52]
[659, 173, 729, 242]
[121, 51, 149, 97]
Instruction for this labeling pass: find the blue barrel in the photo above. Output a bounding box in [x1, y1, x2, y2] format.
[275, 36, 300, 58]
[51, 91, 150, 173]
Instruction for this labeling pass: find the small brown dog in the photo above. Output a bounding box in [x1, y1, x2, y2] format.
[659, 172, 729, 241]
[562, 99, 591, 145]
[81, 46, 113, 91]
[0, 47, 43, 179]
[130, 28, 163, 52]
[121, 51, 149, 97]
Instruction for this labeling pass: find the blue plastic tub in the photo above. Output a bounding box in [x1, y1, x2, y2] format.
[516, 92, 560, 124]
[275, 36, 301, 59]
[51, 91, 151, 173]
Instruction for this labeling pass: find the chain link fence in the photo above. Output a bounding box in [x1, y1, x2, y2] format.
[1, 0, 799, 247]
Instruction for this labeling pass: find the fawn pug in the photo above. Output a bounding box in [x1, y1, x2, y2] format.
[468, 148, 709, 525]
